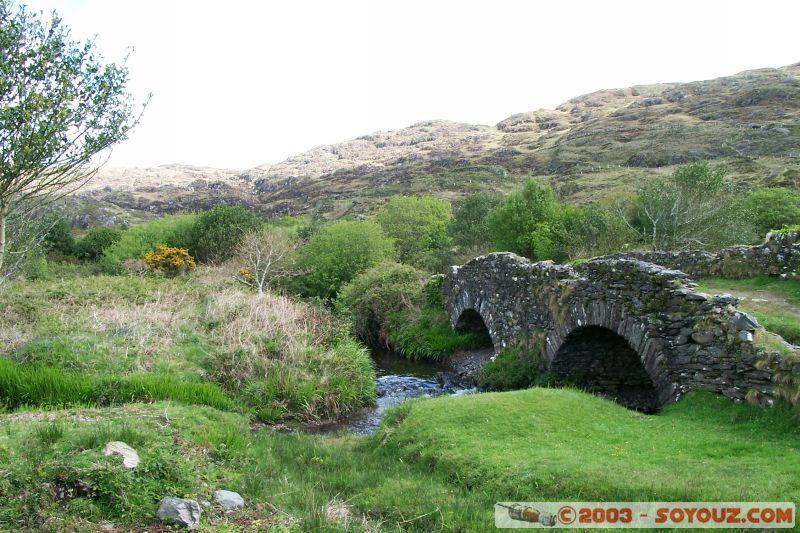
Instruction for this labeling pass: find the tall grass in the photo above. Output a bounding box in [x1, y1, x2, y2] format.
[206, 288, 376, 421]
[0, 358, 234, 411]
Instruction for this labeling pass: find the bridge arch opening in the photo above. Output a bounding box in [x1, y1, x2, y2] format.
[455, 309, 493, 348]
[551, 326, 660, 413]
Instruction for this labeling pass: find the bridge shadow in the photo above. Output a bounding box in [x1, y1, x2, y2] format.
[551, 326, 661, 413]
[455, 309, 494, 348]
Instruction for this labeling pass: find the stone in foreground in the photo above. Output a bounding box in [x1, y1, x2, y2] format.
[213, 489, 245, 510]
[157, 497, 201, 529]
[102, 441, 139, 469]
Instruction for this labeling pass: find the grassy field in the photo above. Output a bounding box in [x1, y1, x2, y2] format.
[1, 388, 797, 531]
[0, 265, 376, 422]
[697, 276, 800, 345]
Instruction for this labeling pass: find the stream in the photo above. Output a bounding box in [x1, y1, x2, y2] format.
[310, 349, 478, 435]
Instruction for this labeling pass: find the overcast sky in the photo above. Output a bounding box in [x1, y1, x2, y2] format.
[21, 0, 800, 170]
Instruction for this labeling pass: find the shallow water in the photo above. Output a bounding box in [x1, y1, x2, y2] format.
[310, 349, 475, 435]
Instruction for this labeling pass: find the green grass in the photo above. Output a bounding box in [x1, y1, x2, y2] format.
[2, 389, 798, 530]
[0, 267, 377, 422]
[0, 358, 236, 411]
[697, 276, 800, 344]
[377, 388, 800, 503]
[389, 306, 486, 360]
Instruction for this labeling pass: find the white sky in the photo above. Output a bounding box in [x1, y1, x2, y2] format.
[20, 0, 800, 170]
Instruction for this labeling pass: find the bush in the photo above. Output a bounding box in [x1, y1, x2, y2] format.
[376, 196, 453, 270]
[43, 219, 76, 257]
[22, 254, 49, 280]
[740, 188, 800, 237]
[294, 219, 396, 299]
[100, 214, 197, 273]
[75, 226, 123, 260]
[338, 262, 428, 345]
[190, 205, 262, 263]
[476, 345, 552, 391]
[143, 245, 196, 277]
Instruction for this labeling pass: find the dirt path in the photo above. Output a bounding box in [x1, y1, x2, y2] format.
[711, 287, 800, 321]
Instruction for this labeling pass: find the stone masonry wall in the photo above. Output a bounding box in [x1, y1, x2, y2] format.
[607, 231, 800, 279]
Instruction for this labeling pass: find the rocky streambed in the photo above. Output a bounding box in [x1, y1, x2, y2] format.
[310, 348, 493, 435]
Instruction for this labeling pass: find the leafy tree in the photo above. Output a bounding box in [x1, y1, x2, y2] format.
[740, 187, 800, 237]
[190, 205, 262, 263]
[0, 1, 145, 279]
[486, 179, 562, 260]
[295, 220, 395, 299]
[450, 192, 502, 251]
[621, 162, 752, 250]
[75, 226, 123, 260]
[376, 196, 453, 270]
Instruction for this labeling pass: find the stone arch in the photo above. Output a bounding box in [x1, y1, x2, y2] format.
[543, 301, 674, 412]
[550, 325, 661, 412]
[454, 308, 494, 349]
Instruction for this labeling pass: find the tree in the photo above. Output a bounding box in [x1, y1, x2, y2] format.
[0, 2, 145, 279]
[486, 179, 563, 260]
[295, 220, 396, 300]
[621, 162, 753, 250]
[189, 205, 262, 263]
[234, 228, 296, 295]
[376, 196, 453, 270]
[450, 192, 502, 252]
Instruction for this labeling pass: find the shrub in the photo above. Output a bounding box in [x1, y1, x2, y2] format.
[143, 245, 196, 276]
[338, 262, 428, 345]
[294, 219, 396, 299]
[376, 196, 453, 270]
[189, 205, 262, 263]
[476, 344, 552, 391]
[22, 254, 49, 280]
[75, 226, 123, 260]
[43, 219, 76, 257]
[740, 188, 800, 237]
[101, 214, 197, 273]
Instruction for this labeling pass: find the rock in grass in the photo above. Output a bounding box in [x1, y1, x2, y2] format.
[213, 489, 245, 509]
[157, 497, 201, 529]
[102, 441, 139, 469]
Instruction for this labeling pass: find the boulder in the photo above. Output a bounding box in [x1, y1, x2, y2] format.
[102, 441, 139, 469]
[157, 497, 201, 529]
[213, 489, 245, 510]
[731, 312, 759, 332]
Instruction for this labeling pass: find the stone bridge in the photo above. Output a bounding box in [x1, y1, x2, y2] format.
[441, 253, 774, 412]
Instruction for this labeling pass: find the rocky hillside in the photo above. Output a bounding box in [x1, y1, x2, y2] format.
[76, 63, 800, 225]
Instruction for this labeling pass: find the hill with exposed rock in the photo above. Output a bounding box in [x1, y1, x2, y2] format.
[74, 63, 800, 226]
